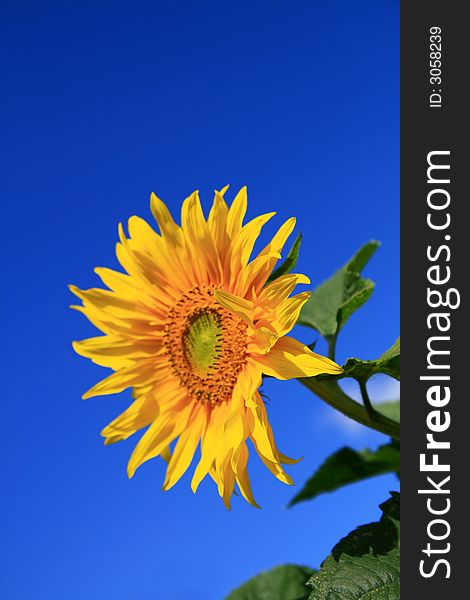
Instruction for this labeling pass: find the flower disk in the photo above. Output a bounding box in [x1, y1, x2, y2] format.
[164, 285, 248, 406]
[70, 186, 343, 508]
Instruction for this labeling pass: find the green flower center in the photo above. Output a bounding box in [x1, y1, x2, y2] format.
[183, 309, 223, 377]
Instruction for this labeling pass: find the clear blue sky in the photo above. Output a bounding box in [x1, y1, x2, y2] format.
[1, 1, 399, 598]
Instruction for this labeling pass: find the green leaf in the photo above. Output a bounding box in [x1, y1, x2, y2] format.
[307, 493, 400, 600]
[267, 233, 302, 283]
[226, 564, 315, 600]
[298, 241, 379, 338]
[342, 338, 400, 382]
[376, 401, 400, 424]
[289, 441, 400, 507]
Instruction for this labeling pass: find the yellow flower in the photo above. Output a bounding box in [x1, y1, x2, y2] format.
[70, 186, 342, 508]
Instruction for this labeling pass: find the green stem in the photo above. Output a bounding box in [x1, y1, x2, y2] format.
[359, 379, 379, 421]
[326, 334, 337, 361]
[299, 377, 400, 440]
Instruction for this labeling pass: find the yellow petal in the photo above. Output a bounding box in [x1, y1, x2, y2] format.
[122, 208, 194, 292]
[82, 358, 165, 399]
[128, 215, 161, 257]
[127, 397, 191, 478]
[278, 452, 303, 465]
[233, 444, 260, 508]
[250, 217, 296, 290]
[218, 184, 230, 197]
[254, 336, 343, 380]
[247, 394, 293, 485]
[115, 225, 175, 291]
[163, 404, 206, 490]
[256, 453, 294, 486]
[72, 337, 130, 370]
[220, 460, 236, 510]
[234, 253, 281, 297]
[160, 445, 172, 463]
[69, 285, 154, 322]
[73, 335, 161, 369]
[181, 191, 222, 283]
[226, 186, 247, 239]
[101, 393, 159, 443]
[191, 403, 228, 492]
[208, 189, 230, 255]
[272, 292, 311, 337]
[258, 217, 296, 259]
[94, 267, 158, 309]
[247, 396, 278, 464]
[257, 273, 310, 308]
[232, 359, 262, 407]
[214, 290, 254, 328]
[150, 192, 182, 245]
[226, 213, 275, 280]
[247, 328, 278, 355]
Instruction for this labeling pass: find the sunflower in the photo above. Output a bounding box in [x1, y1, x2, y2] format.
[70, 186, 342, 508]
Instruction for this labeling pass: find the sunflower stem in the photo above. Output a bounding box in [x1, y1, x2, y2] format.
[299, 377, 400, 440]
[326, 334, 337, 361]
[358, 379, 379, 422]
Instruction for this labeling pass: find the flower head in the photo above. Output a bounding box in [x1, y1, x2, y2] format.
[70, 186, 342, 507]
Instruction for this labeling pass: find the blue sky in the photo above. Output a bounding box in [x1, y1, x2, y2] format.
[1, 1, 399, 598]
